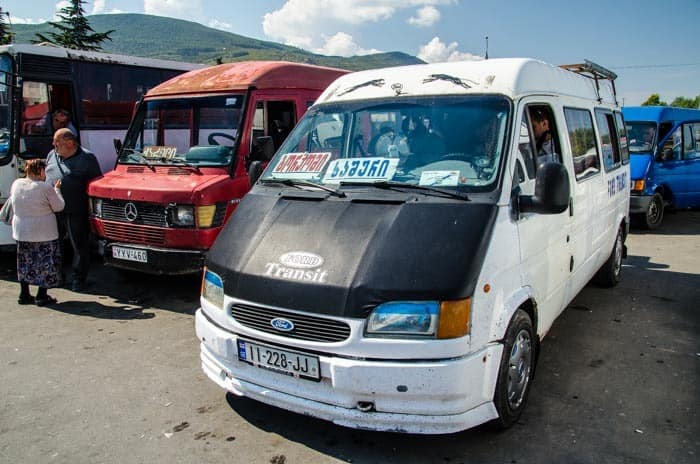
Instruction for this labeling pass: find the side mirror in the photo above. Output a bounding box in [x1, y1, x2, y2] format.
[253, 136, 275, 162]
[248, 160, 264, 185]
[519, 161, 570, 215]
[113, 138, 123, 155]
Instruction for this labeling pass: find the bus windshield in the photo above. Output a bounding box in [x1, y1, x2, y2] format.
[120, 95, 244, 167]
[626, 122, 656, 153]
[263, 95, 510, 191]
[0, 54, 12, 159]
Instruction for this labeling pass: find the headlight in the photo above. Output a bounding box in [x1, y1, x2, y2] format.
[366, 299, 471, 339]
[91, 198, 102, 217]
[201, 267, 224, 309]
[170, 205, 195, 226]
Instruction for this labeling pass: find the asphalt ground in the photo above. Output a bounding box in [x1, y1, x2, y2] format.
[0, 211, 698, 464]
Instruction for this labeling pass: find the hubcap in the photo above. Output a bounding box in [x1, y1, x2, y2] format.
[506, 329, 532, 410]
[648, 197, 661, 224]
[613, 233, 623, 277]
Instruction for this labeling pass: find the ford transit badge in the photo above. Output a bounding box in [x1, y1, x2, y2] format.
[279, 251, 324, 269]
[271, 317, 295, 332]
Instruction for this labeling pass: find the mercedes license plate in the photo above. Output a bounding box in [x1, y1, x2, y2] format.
[112, 246, 147, 263]
[237, 339, 320, 381]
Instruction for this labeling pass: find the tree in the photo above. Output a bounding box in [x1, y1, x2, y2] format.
[32, 0, 114, 51]
[669, 95, 700, 109]
[641, 94, 667, 107]
[0, 8, 15, 45]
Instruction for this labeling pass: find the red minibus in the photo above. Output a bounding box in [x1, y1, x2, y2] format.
[88, 61, 347, 274]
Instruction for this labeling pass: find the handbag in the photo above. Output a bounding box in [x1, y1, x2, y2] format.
[0, 197, 13, 225]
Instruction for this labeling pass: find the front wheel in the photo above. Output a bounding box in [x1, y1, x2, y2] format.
[644, 193, 664, 229]
[492, 309, 535, 429]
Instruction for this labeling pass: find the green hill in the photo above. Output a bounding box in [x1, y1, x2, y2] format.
[10, 13, 423, 71]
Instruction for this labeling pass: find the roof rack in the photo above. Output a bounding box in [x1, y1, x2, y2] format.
[560, 59, 618, 105]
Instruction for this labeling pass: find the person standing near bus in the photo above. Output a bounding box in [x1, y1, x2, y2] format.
[45, 128, 102, 292]
[8, 159, 65, 306]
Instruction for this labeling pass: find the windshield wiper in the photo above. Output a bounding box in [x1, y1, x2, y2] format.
[120, 148, 155, 171]
[340, 180, 470, 201]
[336, 78, 386, 97]
[169, 159, 201, 173]
[422, 74, 477, 89]
[260, 178, 346, 198]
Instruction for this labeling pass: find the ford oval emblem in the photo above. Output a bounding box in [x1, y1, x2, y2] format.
[271, 317, 295, 332]
[279, 251, 324, 269]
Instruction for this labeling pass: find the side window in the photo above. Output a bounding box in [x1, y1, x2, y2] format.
[564, 107, 599, 180]
[528, 105, 561, 165]
[517, 112, 537, 180]
[614, 111, 630, 164]
[691, 123, 700, 160]
[595, 109, 621, 171]
[21, 81, 50, 136]
[660, 126, 682, 161]
[249, 100, 297, 153]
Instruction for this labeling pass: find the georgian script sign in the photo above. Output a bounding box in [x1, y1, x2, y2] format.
[143, 146, 177, 160]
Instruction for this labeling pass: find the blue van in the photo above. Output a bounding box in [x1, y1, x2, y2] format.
[622, 106, 700, 228]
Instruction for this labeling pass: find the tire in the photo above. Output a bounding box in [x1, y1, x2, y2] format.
[644, 192, 664, 230]
[492, 309, 536, 429]
[594, 226, 624, 287]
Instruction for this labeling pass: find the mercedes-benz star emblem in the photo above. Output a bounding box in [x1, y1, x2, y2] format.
[124, 202, 138, 222]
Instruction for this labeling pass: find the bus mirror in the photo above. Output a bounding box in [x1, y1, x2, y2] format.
[519, 162, 570, 215]
[113, 138, 123, 154]
[254, 136, 275, 161]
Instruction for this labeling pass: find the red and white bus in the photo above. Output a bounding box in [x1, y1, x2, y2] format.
[0, 44, 202, 246]
[87, 61, 348, 274]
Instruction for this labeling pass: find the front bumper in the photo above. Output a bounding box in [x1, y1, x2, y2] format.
[629, 194, 652, 215]
[100, 241, 205, 275]
[195, 308, 502, 434]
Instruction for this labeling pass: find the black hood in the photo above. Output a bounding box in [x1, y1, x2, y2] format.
[207, 189, 498, 318]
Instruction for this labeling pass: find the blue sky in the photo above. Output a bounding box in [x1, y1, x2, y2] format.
[4, 0, 700, 105]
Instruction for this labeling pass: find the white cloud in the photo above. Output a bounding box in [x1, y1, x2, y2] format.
[408, 6, 440, 27]
[315, 32, 381, 57]
[144, 0, 204, 21]
[208, 19, 234, 33]
[418, 37, 483, 63]
[54, 1, 72, 20]
[91, 0, 107, 14]
[9, 17, 48, 25]
[263, 0, 454, 50]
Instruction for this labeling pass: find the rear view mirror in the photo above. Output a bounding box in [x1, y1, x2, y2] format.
[519, 162, 570, 215]
[113, 138, 123, 155]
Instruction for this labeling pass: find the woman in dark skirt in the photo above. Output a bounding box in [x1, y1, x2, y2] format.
[9, 159, 65, 305]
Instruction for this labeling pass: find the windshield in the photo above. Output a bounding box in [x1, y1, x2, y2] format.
[626, 122, 656, 153]
[262, 96, 510, 190]
[120, 95, 243, 167]
[0, 54, 11, 158]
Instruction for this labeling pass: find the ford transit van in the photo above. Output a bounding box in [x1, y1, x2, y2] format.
[195, 59, 630, 433]
[622, 106, 700, 229]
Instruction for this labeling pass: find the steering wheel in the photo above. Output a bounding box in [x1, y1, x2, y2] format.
[208, 132, 236, 145]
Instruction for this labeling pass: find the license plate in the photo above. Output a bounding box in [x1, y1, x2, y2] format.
[237, 339, 320, 381]
[112, 246, 148, 263]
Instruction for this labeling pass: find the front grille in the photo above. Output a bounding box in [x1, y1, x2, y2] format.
[103, 222, 166, 246]
[231, 303, 352, 343]
[102, 200, 167, 227]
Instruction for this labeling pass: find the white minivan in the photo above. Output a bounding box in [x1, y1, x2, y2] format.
[195, 58, 630, 434]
